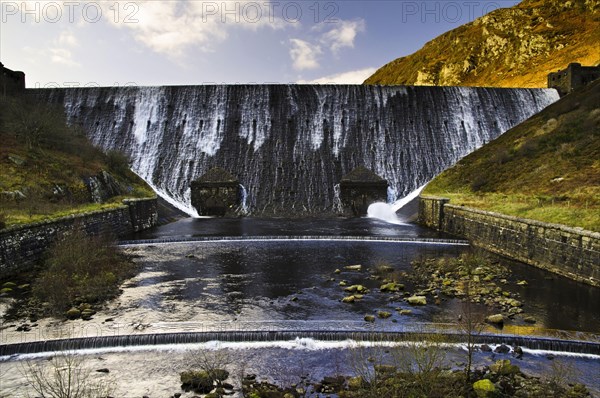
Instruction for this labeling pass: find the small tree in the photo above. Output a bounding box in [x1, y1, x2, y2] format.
[33, 227, 136, 314]
[22, 353, 114, 398]
[457, 254, 486, 383]
[391, 333, 450, 397]
[184, 346, 231, 387]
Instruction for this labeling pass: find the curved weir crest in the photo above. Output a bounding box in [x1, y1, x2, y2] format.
[33, 85, 559, 215]
[117, 235, 471, 246]
[2, 329, 600, 358]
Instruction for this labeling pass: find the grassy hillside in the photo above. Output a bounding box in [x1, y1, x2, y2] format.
[365, 0, 600, 88]
[423, 80, 600, 231]
[0, 95, 154, 228]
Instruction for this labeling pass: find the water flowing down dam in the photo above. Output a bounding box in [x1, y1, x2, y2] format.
[33, 85, 559, 215]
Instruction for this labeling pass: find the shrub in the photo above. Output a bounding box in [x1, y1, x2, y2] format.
[180, 370, 214, 393]
[21, 353, 114, 398]
[3, 96, 71, 150]
[470, 175, 489, 192]
[105, 150, 132, 177]
[32, 227, 137, 314]
[0, 212, 6, 229]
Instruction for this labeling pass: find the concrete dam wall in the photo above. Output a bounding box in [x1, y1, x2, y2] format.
[32, 85, 559, 216]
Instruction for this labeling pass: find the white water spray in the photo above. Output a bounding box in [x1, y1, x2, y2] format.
[239, 184, 249, 214]
[367, 185, 426, 224]
[391, 184, 426, 212]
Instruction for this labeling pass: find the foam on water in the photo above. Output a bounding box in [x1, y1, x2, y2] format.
[367, 202, 406, 225]
[367, 184, 426, 224]
[5, 339, 599, 362]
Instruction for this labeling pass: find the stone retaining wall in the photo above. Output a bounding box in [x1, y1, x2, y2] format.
[0, 198, 157, 277]
[419, 196, 600, 287]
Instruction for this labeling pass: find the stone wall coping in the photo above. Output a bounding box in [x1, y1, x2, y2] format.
[426, 200, 600, 239]
[420, 196, 599, 239]
[122, 197, 157, 204]
[0, 197, 156, 235]
[420, 195, 451, 201]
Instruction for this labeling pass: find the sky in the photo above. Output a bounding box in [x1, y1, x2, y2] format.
[1, 0, 520, 87]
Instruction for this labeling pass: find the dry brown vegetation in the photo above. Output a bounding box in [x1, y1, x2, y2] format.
[0, 94, 153, 227]
[365, 0, 600, 88]
[423, 79, 600, 231]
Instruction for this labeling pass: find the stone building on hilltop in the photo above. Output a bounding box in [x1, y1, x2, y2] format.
[548, 63, 600, 96]
[0, 62, 26, 96]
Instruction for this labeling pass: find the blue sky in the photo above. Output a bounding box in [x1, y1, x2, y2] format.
[1, 1, 520, 87]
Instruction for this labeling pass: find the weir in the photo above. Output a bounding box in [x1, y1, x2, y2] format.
[31, 85, 559, 215]
[117, 235, 471, 246]
[2, 330, 599, 357]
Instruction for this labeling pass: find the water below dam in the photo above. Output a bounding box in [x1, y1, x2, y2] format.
[1, 218, 599, 396]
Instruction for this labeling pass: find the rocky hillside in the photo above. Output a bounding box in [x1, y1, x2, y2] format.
[423, 79, 600, 231]
[0, 95, 154, 228]
[365, 0, 600, 87]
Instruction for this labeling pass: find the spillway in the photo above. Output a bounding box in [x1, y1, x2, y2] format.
[33, 85, 558, 215]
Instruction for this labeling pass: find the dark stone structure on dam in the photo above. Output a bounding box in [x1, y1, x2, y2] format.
[340, 166, 388, 216]
[0, 62, 26, 96]
[548, 63, 600, 96]
[191, 167, 240, 216]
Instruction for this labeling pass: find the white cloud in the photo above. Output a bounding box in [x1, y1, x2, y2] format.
[43, 29, 81, 67]
[104, 1, 285, 59]
[288, 19, 366, 72]
[289, 39, 322, 70]
[57, 31, 79, 47]
[320, 19, 365, 54]
[49, 48, 80, 67]
[296, 67, 377, 84]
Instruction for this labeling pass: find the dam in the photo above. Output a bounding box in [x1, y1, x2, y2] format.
[33, 85, 558, 215]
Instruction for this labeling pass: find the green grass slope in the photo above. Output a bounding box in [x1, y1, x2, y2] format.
[423, 80, 600, 231]
[365, 0, 600, 88]
[0, 95, 154, 228]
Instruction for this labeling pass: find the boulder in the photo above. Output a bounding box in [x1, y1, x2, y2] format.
[513, 346, 523, 359]
[65, 307, 81, 320]
[407, 295, 427, 305]
[473, 379, 496, 398]
[81, 309, 96, 320]
[364, 315, 375, 322]
[486, 314, 504, 325]
[212, 368, 229, 382]
[494, 344, 511, 354]
[347, 376, 364, 390]
[342, 296, 356, 303]
[376, 265, 394, 273]
[507, 299, 522, 307]
[377, 311, 392, 319]
[344, 265, 363, 271]
[344, 285, 368, 293]
[490, 359, 520, 375]
[380, 282, 403, 292]
[180, 370, 213, 394]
